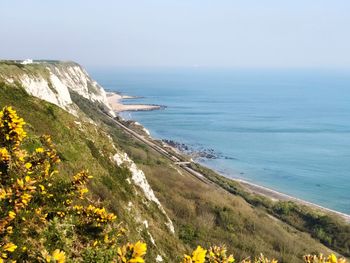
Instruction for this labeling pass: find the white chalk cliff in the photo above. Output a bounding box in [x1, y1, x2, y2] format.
[0, 61, 115, 117]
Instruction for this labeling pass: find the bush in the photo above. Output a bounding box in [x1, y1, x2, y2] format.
[0, 106, 145, 262]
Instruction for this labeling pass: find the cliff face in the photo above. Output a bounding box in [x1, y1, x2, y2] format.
[0, 60, 115, 117]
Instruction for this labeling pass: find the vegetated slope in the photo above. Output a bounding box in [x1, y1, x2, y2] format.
[65, 88, 337, 261]
[0, 61, 345, 262]
[0, 83, 177, 262]
[186, 163, 350, 259]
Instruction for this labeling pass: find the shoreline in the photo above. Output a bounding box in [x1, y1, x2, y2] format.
[197, 159, 350, 222]
[108, 92, 350, 223]
[226, 174, 350, 222]
[107, 92, 163, 112]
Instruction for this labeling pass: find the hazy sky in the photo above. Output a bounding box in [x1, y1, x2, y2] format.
[1, 0, 350, 69]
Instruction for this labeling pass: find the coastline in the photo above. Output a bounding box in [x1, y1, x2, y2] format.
[227, 175, 350, 222]
[107, 92, 350, 223]
[107, 92, 162, 112]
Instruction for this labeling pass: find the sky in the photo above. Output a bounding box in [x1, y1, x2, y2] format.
[0, 0, 350, 69]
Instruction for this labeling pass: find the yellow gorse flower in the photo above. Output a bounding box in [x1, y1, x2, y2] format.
[72, 204, 117, 224]
[0, 147, 10, 162]
[192, 246, 207, 263]
[329, 254, 337, 263]
[8, 211, 16, 219]
[72, 171, 92, 186]
[71, 171, 93, 199]
[253, 253, 278, 263]
[117, 241, 147, 263]
[2, 243, 17, 252]
[0, 106, 26, 148]
[35, 147, 44, 153]
[24, 162, 32, 170]
[0, 189, 7, 201]
[132, 241, 147, 260]
[303, 253, 346, 263]
[182, 246, 207, 263]
[207, 245, 234, 263]
[78, 187, 89, 199]
[182, 248, 283, 263]
[52, 249, 66, 263]
[43, 249, 66, 263]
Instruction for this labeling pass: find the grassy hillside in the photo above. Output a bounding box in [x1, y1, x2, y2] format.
[187, 163, 350, 258]
[0, 82, 177, 261]
[0, 81, 347, 262]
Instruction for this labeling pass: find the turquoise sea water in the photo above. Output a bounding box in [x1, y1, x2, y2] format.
[92, 68, 350, 214]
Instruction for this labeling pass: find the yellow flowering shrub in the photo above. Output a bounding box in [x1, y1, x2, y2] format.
[0, 106, 144, 262]
[117, 241, 147, 263]
[0, 106, 26, 148]
[183, 246, 208, 263]
[73, 204, 117, 224]
[240, 253, 278, 263]
[41, 249, 66, 263]
[207, 246, 235, 263]
[304, 254, 346, 263]
[181, 247, 347, 263]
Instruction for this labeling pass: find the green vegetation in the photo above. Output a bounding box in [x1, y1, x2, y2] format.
[0, 83, 172, 261]
[0, 61, 51, 80]
[71, 85, 341, 262]
[0, 105, 149, 262]
[0, 81, 348, 262]
[188, 163, 350, 257]
[0, 60, 101, 97]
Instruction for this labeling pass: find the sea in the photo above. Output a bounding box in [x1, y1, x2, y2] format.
[91, 68, 350, 215]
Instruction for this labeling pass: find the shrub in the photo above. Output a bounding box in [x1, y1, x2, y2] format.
[0, 106, 145, 262]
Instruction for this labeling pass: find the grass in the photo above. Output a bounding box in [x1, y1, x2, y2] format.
[0, 81, 347, 262]
[188, 162, 350, 257]
[71, 87, 350, 261]
[0, 60, 101, 96]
